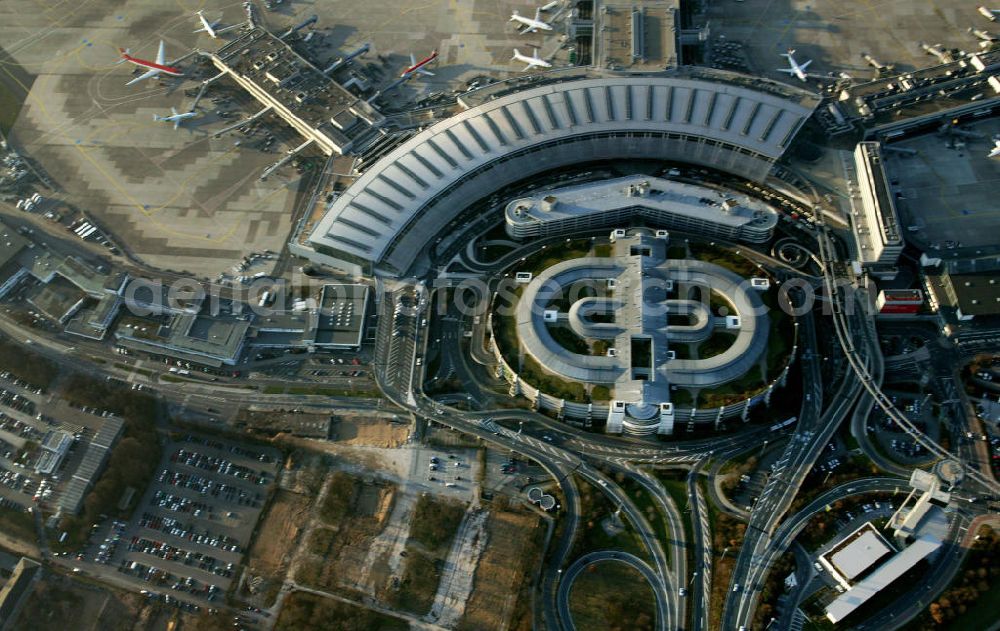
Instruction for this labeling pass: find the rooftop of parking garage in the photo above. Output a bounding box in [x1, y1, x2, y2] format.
[505, 175, 779, 231]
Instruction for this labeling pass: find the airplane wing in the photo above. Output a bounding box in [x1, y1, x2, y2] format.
[155, 40, 166, 66]
[800, 59, 812, 70]
[194, 13, 210, 32]
[776, 68, 795, 74]
[174, 118, 182, 130]
[216, 23, 243, 34]
[418, 68, 434, 76]
[171, 107, 178, 116]
[126, 68, 159, 86]
[534, 8, 542, 21]
[409, 53, 416, 66]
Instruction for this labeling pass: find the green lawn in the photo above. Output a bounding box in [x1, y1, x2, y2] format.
[0, 84, 23, 136]
[933, 574, 1000, 630]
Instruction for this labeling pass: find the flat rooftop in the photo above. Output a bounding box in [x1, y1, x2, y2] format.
[596, 1, 678, 71]
[880, 289, 923, 302]
[117, 311, 251, 365]
[944, 271, 1000, 317]
[213, 26, 384, 155]
[506, 176, 779, 231]
[0, 222, 29, 271]
[315, 283, 368, 347]
[883, 115, 1000, 259]
[825, 535, 941, 624]
[826, 524, 894, 582]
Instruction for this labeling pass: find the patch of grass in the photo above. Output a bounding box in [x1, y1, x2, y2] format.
[697, 366, 765, 408]
[262, 384, 374, 396]
[0, 505, 35, 543]
[697, 331, 737, 359]
[319, 471, 358, 523]
[520, 354, 588, 403]
[409, 494, 465, 553]
[569, 561, 656, 631]
[0, 83, 24, 136]
[390, 547, 440, 614]
[671, 389, 694, 407]
[591, 385, 611, 402]
[689, 242, 758, 277]
[569, 475, 650, 564]
[0, 336, 57, 388]
[548, 325, 589, 355]
[276, 591, 407, 630]
[620, 478, 671, 565]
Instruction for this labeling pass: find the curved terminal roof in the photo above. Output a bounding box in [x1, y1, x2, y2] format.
[308, 75, 816, 274]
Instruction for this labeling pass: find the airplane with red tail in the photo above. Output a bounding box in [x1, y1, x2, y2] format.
[118, 41, 183, 86]
[400, 49, 438, 78]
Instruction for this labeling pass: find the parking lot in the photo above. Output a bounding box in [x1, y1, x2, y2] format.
[71, 434, 280, 603]
[869, 392, 939, 465]
[410, 445, 478, 502]
[0, 371, 106, 509]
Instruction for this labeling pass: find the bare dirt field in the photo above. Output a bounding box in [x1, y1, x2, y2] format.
[243, 489, 312, 606]
[458, 504, 546, 631]
[294, 472, 396, 597]
[330, 416, 409, 448]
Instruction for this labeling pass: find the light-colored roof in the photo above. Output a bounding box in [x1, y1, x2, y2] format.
[825, 535, 941, 624]
[829, 529, 893, 580]
[308, 75, 816, 272]
[507, 176, 778, 231]
[515, 238, 768, 402]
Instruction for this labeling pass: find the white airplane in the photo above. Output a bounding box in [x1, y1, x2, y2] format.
[400, 50, 438, 78]
[117, 41, 184, 86]
[777, 48, 812, 82]
[969, 26, 998, 42]
[512, 48, 551, 71]
[194, 10, 242, 39]
[510, 8, 553, 33]
[989, 138, 1000, 158]
[153, 107, 197, 130]
[978, 6, 1000, 21]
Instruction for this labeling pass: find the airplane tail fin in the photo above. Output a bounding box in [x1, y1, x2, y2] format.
[787, 48, 796, 55]
[510, 10, 518, 20]
[512, 48, 520, 60]
[115, 48, 130, 64]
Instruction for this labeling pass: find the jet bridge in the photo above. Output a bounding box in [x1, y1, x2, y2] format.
[212, 105, 273, 138]
[260, 139, 315, 180]
[190, 70, 229, 111]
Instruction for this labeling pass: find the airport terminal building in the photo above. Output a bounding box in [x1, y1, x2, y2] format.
[301, 71, 818, 276]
